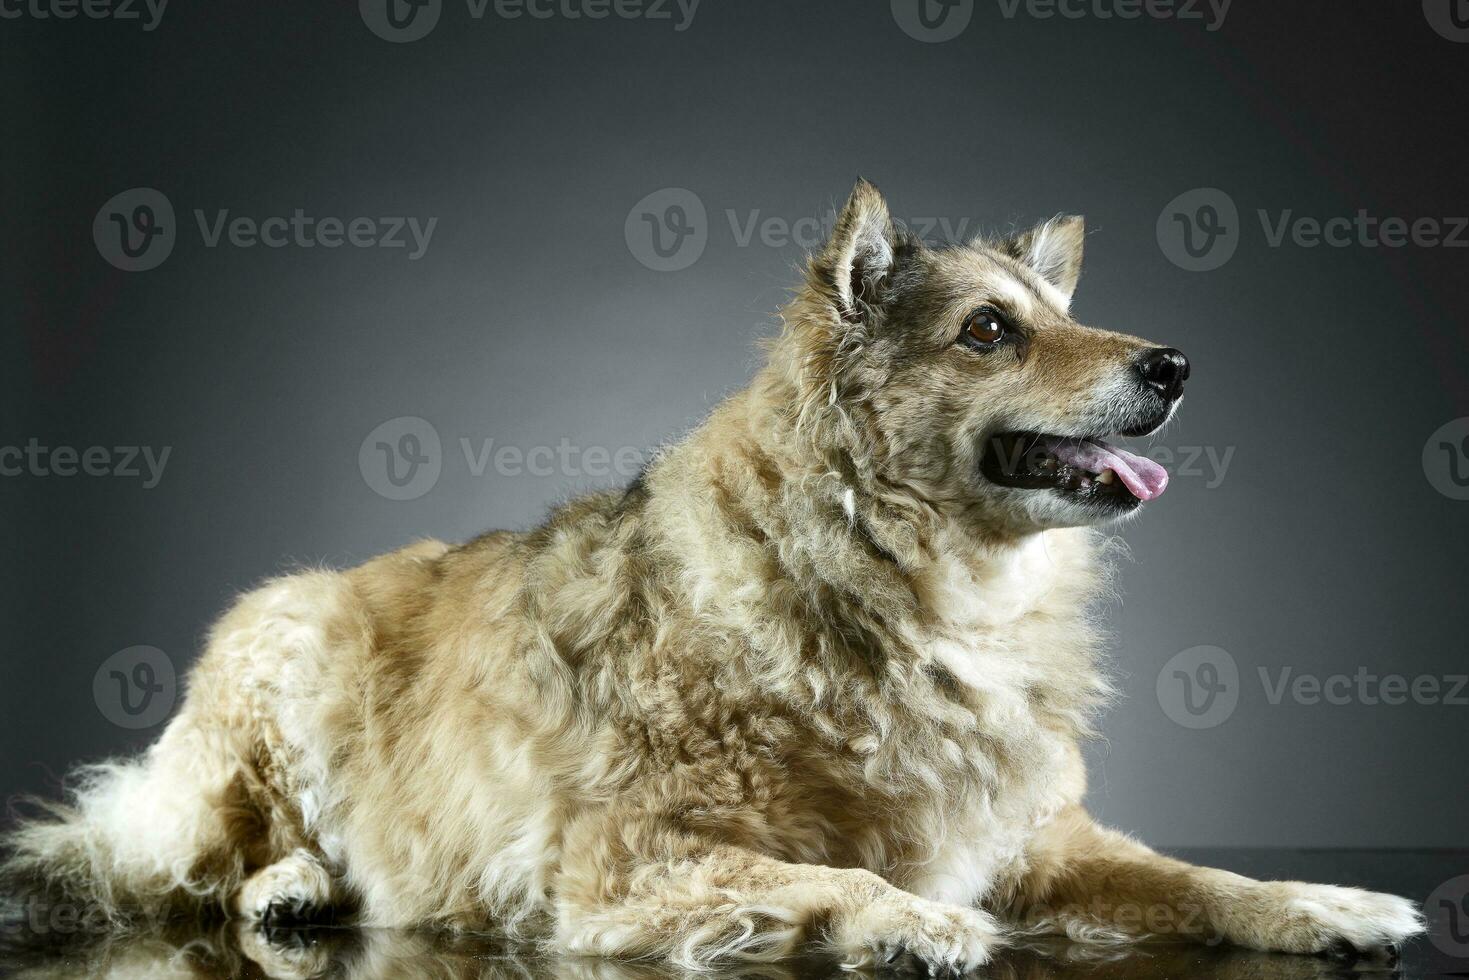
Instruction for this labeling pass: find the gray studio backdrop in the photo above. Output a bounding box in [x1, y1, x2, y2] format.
[2, 1, 1466, 849]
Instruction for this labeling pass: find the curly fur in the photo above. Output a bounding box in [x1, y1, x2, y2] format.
[3, 181, 1422, 971]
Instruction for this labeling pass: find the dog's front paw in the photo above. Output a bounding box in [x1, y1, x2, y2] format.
[235, 849, 335, 925]
[1234, 882, 1424, 960]
[833, 897, 1003, 974]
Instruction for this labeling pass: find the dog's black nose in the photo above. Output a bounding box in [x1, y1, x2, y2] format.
[1137, 347, 1190, 401]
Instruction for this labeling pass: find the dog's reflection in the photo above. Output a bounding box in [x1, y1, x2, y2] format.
[2, 923, 1393, 980]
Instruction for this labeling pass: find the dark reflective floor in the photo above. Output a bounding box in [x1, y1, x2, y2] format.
[5, 850, 1465, 980]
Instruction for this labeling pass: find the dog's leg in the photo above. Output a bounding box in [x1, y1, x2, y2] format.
[1006, 806, 1422, 959]
[235, 848, 338, 926]
[554, 832, 1002, 971]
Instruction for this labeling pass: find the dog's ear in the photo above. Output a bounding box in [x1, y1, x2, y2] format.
[999, 215, 1085, 306]
[814, 179, 899, 322]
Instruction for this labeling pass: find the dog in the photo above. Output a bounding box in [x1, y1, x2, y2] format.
[3, 181, 1423, 972]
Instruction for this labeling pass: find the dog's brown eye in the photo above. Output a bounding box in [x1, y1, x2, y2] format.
[963, 309, 1006, 347]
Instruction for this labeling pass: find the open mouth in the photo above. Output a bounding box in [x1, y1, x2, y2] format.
[979, 431, 1170, 509]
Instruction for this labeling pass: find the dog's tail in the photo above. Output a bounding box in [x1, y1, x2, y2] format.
[2, 720, 256, 938]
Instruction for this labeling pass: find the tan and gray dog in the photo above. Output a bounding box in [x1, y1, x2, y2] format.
[4, 182, 1422, 972]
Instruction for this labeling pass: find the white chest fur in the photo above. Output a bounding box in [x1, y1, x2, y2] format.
[917, 532, 1062, 691]
[895, 530, 1091, 907]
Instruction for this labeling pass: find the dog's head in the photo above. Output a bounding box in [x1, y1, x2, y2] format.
[780, 180, 1189, 535]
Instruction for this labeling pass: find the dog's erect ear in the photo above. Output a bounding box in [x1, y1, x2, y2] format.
[815, 179, 899, 322]
[999, 215, 1085, 306]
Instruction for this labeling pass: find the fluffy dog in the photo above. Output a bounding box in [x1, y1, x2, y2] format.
[4, 182, 1423, 971]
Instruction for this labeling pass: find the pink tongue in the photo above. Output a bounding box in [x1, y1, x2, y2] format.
[1049, 439, 1170, 501]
